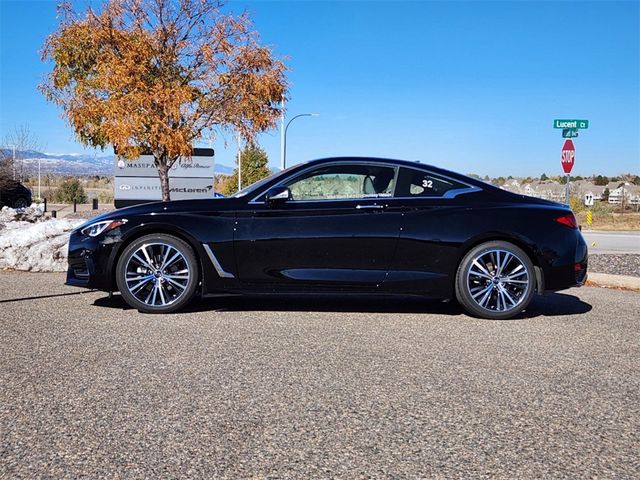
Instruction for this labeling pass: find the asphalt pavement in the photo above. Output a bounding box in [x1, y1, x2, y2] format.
[1, 272, 638, 479]
[582, 230, 640, 254]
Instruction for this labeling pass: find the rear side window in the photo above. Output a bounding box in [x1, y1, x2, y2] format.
[395, 168, 468, 198]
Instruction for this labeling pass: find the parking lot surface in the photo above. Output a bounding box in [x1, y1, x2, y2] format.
[1, 272, 638, 478]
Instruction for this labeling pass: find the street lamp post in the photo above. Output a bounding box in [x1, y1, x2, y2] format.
[281, 113, 319, 170]
[10, 145, 16, 180]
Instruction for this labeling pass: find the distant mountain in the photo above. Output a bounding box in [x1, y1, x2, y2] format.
[0, 149, 234, 175]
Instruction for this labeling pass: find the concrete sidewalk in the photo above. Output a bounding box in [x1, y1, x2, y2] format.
[587, 272, 640, 291]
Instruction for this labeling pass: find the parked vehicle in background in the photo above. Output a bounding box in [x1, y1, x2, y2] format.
[0, 180, 32, 208]
[67, 157, 588, 320]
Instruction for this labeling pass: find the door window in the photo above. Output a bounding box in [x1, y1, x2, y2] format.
[395, 168, 468, 198]
[285, 164, 396, 201]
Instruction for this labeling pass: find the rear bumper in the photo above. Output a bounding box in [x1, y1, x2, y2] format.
[541, 229, 588, 291]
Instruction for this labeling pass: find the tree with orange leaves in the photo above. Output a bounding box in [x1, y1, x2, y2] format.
[40, 0, 287, 201]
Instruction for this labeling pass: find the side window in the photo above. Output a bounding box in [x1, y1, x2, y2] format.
[285, 164, 396, 201]
[395, 168, 467, 198]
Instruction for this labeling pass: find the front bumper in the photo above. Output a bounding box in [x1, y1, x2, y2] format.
[66, 230, 122, 291]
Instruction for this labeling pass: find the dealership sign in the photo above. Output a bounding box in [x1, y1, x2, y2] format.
[114, 148, 214, 207]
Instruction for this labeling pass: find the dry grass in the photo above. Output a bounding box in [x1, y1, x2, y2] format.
[576, 211, 640, 231]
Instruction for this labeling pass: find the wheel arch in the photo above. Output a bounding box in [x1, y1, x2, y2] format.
[109, 223, 206, 292]
[454, 232, 544, 294]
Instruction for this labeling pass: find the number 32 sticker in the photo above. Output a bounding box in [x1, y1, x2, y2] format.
[422, 179, 433, 188]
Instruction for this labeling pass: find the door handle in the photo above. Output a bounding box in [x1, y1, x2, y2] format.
[356, 204, 385, 210]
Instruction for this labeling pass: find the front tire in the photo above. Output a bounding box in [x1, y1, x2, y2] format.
[455, 241, 535, 320]
[13, 197, 28, 209]
[116, 234, 199, 313]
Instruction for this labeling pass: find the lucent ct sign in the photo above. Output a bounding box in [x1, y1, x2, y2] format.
[114, 148, 214, 207]
[553, 119, 589, 129]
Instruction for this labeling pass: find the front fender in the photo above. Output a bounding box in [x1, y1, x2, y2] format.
[107, 215, 238, 293]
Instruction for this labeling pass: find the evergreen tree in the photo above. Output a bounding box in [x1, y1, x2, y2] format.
[221, 145, 272, 196]
[54, 178, 87, 203]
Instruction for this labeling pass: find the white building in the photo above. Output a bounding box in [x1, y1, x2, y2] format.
[608, 183, 640, 205]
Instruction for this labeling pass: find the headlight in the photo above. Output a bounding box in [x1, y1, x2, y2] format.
[80, 219, 128, 237]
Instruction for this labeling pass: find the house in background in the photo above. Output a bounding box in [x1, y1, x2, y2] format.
[608, 182, 640, 205]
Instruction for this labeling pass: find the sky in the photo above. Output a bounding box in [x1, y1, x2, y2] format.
[0, 0, 638, 177]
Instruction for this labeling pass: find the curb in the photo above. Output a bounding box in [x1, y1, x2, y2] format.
[586, 272, 640, 292]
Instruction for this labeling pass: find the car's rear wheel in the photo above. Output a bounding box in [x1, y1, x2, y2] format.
[13, 197, 28, 209]
[455, 240, 535, 320]
[116, 234, 198, 313]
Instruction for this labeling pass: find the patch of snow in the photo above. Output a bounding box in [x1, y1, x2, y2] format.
[0, 205, 45, 224]
[0, 209, 83, 272]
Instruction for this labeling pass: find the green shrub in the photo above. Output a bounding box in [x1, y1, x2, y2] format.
[54, 178, 88, 203]
[97, 190, 114, 204]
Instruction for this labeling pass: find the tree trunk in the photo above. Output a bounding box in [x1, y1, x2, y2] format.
[156, 157, 171, 202]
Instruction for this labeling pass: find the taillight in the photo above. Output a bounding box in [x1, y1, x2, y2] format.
[555, 212, 578, 229]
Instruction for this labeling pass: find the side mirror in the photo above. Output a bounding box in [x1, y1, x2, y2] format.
[264, 186, 292, 207]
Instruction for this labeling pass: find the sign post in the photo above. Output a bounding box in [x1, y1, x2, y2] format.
[554, 118, 587, 206]
[584, 194, 594, 228]
[561, 140, 575, 205]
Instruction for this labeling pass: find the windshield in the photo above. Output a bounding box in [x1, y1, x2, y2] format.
[232, 163, 303, 198]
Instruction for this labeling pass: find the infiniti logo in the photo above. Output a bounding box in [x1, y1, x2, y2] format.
[119, 184, 132, 191]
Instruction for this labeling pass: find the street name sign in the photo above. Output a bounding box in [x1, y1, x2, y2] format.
[554, 119, 589, 129]
[562, 128, 579, 138]
[561, 139, 575, 174]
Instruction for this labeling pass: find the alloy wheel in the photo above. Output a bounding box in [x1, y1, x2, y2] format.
[124, 242, 191, 308]
[465, 249, 531, 313]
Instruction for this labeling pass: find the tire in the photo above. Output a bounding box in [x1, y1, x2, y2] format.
[116, 234, 199, 313]
[13, 197, 28, 209]
[455, 240, 535, 320]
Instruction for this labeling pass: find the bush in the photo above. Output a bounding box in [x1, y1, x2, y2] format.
[97, 190, 114, 204]
[54, 178, 87, 203]
[569, 197, 585, 213]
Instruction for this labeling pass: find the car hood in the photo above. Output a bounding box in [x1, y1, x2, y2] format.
[75, 198, 235, 230]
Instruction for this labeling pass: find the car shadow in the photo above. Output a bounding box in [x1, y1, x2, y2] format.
[0, 290, 96, 304]
[93, 291, 592, 319]
[520, 292, 593, 318]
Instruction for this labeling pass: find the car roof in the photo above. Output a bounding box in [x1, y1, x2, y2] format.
[293, 157, 490, 189]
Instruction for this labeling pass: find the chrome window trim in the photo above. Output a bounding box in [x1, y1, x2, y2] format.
[395, 165, 478, 198]
[247, 161, 482, 205]
[393, 186, 482, 199]
[248, 160, 399, 205]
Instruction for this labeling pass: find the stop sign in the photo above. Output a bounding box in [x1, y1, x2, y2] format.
[561, 139, 575, 174]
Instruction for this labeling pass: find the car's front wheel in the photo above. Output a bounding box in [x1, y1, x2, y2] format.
[116, 234, 199, 313]
[13, 197, 28, 209]
[455, 240, 535, 320]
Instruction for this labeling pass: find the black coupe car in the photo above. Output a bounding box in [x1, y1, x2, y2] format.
[67, 157, 588, 319]
[0, 180, 32, 209]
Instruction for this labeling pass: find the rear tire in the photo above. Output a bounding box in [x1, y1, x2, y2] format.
[455, 240, 535, 320]
[116, 234, 198, 314]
